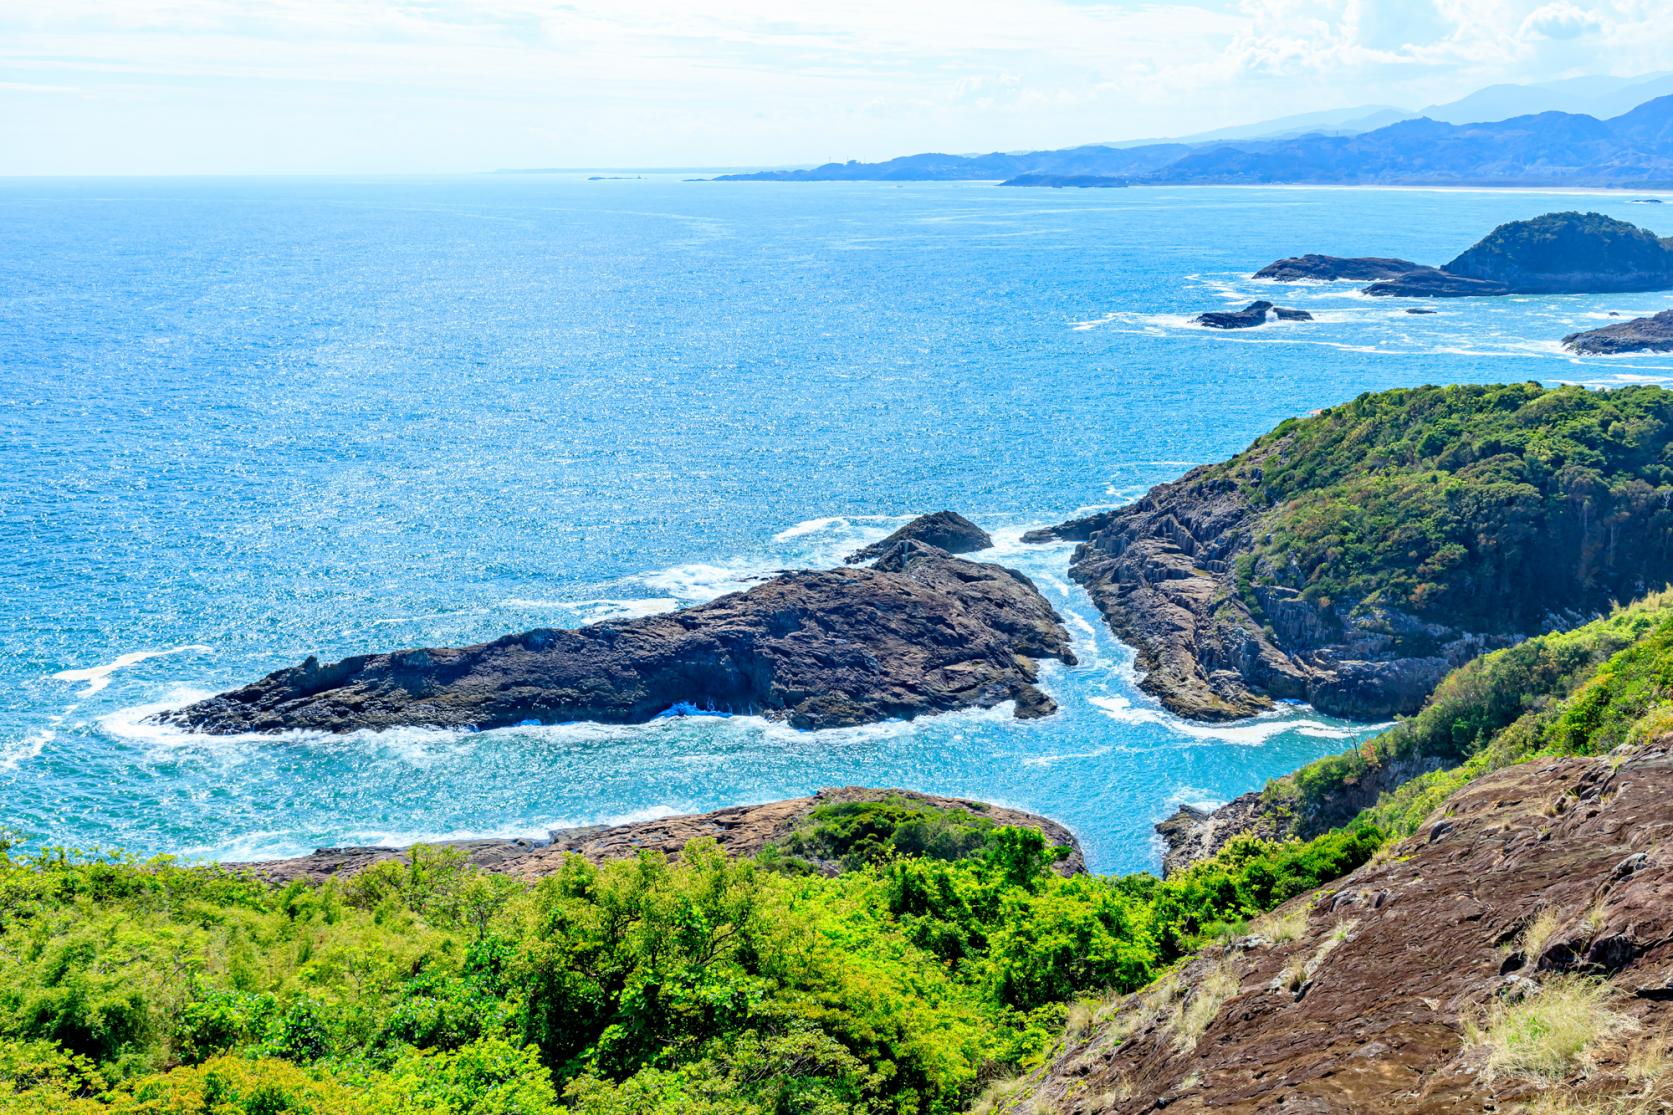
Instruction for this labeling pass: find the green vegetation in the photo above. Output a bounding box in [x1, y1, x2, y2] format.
[0, 804, 1378, 1115]
[1221, 382, 1673, 633]
[1254, 591, 1673, 840]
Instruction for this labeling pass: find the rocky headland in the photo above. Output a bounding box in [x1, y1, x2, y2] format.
[1025, 383, 1673, 722]
[160, 543, 1074, 734]
[1018, 742, 1673, 1114]
[1563, 307, 1673, 353]
[1257, 211, 1673, 298]
[235, 786, 1085, 885]
[843, 510, 992, 563]
[1192, 300, 1314, 329]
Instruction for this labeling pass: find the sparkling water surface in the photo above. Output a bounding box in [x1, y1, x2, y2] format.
[4, 177, 1671, 873]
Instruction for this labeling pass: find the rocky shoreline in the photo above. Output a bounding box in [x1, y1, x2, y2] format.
[1563, 307, 1673, 353]
[231, 786, 1086, 884]
[160, 537, 1074, 734]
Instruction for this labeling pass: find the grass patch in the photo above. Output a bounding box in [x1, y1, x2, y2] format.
[1467, 976, 1637, 1083]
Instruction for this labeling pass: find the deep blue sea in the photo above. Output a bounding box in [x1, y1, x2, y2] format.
[4, 176, 1672, 874]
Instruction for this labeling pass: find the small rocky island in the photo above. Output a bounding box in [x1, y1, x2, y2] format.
[1024, 383, 1673, 721]
[844, 510, 992, 563]
[161, 541, 1074, 734]
[1256, 211, 1673, 298]
[1563, 308, 1673, 354]
[1192, 300, 1313, 329]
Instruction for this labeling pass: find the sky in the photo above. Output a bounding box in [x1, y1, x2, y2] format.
[1, 0, 1671, 175]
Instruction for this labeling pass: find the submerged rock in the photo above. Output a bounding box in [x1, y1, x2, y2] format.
[235, 786, 1086, 884]
[160, 549, 1074, 734]
[1562, 308, 1673, 354]
[1254, 254, 1421, 281]
[844, 510, 992, 564]
[1404, 307, 1438, 314]
[1193, 300, 1314, 329]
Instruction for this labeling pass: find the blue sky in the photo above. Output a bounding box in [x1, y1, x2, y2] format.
[0, 0, 1667, 174]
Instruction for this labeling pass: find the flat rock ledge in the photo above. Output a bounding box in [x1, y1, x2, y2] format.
[158, 545, 1074, 734]
[844, 510, 993, 564]
[1563, 308, 1673, 354]
[230, 787, 1086, 885]
[1253, 255, 1420, 282]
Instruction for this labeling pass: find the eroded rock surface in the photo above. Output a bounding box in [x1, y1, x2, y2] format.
[233, 787, 1085, 884]
[161, 548, 1074, 734]
[1021, 743, 1673, 1114]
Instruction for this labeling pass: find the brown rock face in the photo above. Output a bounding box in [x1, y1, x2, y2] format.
[1020, 744, 1673, 1113]
[159, 548, 1074, 734]
[232, 787, 1085, 885]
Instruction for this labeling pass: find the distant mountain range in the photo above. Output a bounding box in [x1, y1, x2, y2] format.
[716, 93, 1673, 188]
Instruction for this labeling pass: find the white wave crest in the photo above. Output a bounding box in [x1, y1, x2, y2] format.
[53, 645, 212, 696]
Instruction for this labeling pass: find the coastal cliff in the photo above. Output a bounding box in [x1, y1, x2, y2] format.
[161, 543, 1074, 734]
[1564, 307, 1673, 353]
[1029, 383, 1673, 721]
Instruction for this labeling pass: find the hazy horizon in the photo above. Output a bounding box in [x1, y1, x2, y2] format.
[4, 1, 1673, 176]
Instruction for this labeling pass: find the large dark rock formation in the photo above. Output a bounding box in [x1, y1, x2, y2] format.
[1253, 254, 1420, 281]
[1019, 743, 1673, 1114]
[1362, 266, 1509, 297]
[1192, 301, 1314, 329]
[844, 510, 992, 564]
[1563, 307, 1673, 353]
[161, 548, 1074, 734]
[234, 787, 1085, 885]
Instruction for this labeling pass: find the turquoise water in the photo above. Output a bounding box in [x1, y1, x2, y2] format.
[4, 177, 1672, 874]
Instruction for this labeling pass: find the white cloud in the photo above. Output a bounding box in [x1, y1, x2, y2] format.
[0, 0, 1666, 173]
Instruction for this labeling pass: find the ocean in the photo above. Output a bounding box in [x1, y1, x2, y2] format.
[4, 176, 1670, 873]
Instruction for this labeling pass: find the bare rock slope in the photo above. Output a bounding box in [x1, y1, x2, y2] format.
[1018, 743, 1673, 1114]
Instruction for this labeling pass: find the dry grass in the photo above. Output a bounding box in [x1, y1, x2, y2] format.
[1252, 902, 1310, 945]
[1167, 958, 1241, 1051]
[1514, 909, 1560, 967]
[1466, 975, 1639, 1084]
[966, 1076, 1036, 1115]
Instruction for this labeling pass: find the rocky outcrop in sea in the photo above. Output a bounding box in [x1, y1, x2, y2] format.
[844, 510, 992, 564]
[1563, 308, 1673, 354]
[1192, 301, 1313, 329]
[161, 544, 1074, 734]
[1253, 255, 1420, 281]
[235, 786, 1086, 884]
